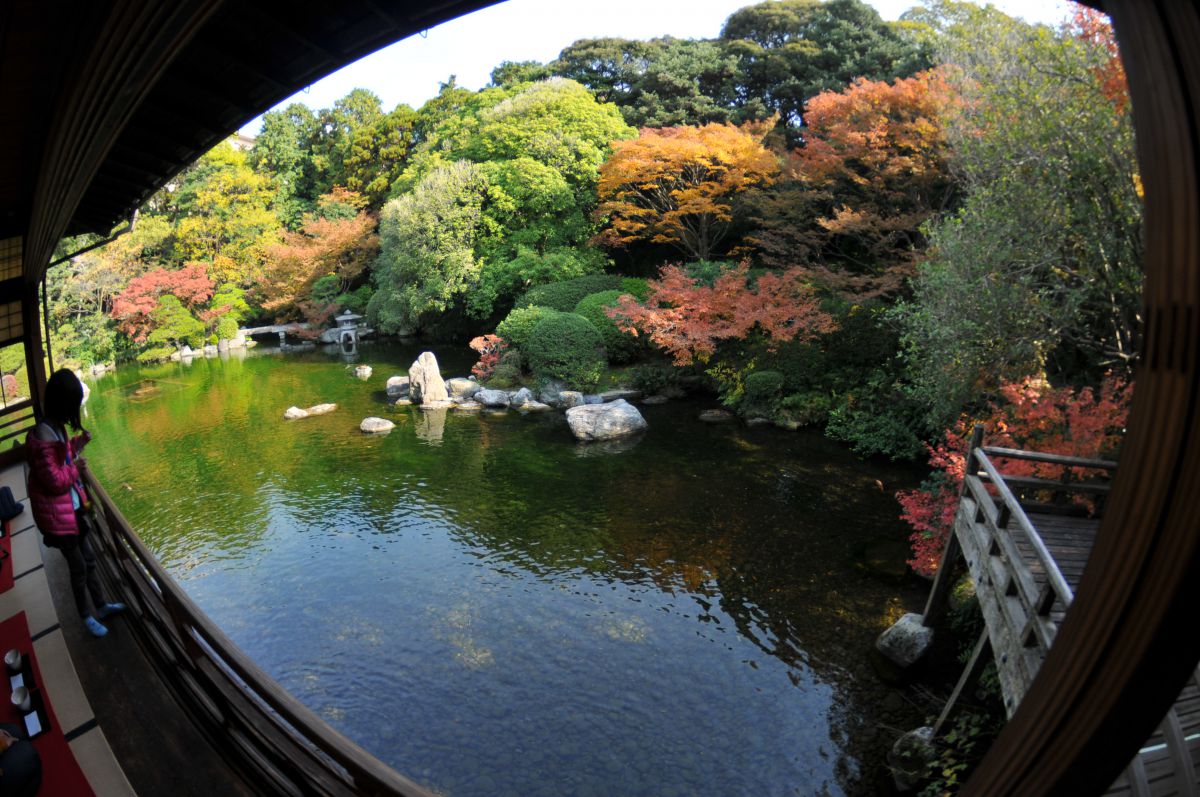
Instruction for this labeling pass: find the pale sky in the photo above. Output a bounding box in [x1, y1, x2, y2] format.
[239, 0, 1075, 135]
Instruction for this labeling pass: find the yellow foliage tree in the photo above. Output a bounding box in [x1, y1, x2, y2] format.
[596, 121, 779, 260]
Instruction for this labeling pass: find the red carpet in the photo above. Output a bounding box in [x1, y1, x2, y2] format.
[0, 612, 94, 796]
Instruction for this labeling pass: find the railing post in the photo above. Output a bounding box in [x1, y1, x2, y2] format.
[922, 425, 985, 627]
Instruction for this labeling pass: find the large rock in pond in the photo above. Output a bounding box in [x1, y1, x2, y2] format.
[445, 377, 480, 399]
[284, 403, 338, 420]
[386, 376, 410, 398]
[475, 389, 510, 408]
[360, 417, 395, 434]
[566, 399, 648, 442]
[699, 409, 736, 423]
[408, 352, 448, 404]
[559, 391, 584, 409]
[875, 613, 934, 669]
[509, 387, 534, 407]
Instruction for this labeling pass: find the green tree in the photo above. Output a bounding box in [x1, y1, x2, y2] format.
[721, 0, 930, 140]
[896, 6, 1141, 426]
[368, 160, 490, 333]
[391, 78, 634, 321]
[342, 105, 418, 208]
[171, 142, 281, 287]
[307, 88, 384, 197]
[551, 38, 652, 105]
[490, 60, 553, 88]
[140, 295, 205, 361]
[249, 103, 319, 226]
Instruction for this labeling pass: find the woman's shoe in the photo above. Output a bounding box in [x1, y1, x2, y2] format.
[84, 616, 108, 638]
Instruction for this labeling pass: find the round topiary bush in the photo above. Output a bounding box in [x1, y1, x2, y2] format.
[515, 274, 622, 312]
[525, 312, 606, 389]
[495, 305, 559, 354]
[743, 370, 785, 410]
[574, 290, 639, 363]
[216, 315, 239, 341]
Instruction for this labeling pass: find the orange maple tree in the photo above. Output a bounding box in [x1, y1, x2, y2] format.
[751, 70, 957, 299]
[897, 374, 1132, 577]
[607, 262, 836, 365]
[596, 121, 780, 261]
[259, 189, 379, 320]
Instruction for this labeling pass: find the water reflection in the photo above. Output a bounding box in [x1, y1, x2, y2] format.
[83, 341, 926, 796]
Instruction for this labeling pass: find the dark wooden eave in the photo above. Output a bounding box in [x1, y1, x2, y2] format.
[0, 0, 499, 286]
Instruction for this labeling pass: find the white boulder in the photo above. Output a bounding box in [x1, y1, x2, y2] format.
[566, 399, 648, 442]
[445, 377, 480, 398]
[408, 351, 448, 404]
[355, 365, 373, 380]
[875, 613, 934, 669]
[360, 417, 395, 434]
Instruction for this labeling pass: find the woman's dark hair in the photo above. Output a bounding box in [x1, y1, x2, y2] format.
[44, 369, 84, 430]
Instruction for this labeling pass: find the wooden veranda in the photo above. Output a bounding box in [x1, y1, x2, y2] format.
[923, 431, 1200, 796]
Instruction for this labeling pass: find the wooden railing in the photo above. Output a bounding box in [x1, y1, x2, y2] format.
[82, 466, 437, 797]
[0, 399, 35, 449]
[954, 440, 1118, 714]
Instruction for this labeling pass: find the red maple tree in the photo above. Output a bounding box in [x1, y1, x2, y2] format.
[469, 335, 507, 380]
[898, 374, 1132, 577]
[111, 263, 214, 342]
[606, 262, 836, 366]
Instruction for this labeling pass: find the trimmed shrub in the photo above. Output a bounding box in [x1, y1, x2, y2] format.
[629, 363, 677, 395]
[496, 305, 559, 354]
[739, 369, 787, 412]
[525, 312, 606, 389]
[619, 277, 651, 302]
[780, 392, 832, 427]
[743, 370, 785, 410]
[216, 315, 239, 341]
[515, 274, 622, 312]
[574, 291, 639, 363]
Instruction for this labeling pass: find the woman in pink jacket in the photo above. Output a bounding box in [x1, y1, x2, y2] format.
[26, 370, 124, 638]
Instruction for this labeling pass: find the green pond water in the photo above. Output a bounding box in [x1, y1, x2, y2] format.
[82, 340, 926, 796]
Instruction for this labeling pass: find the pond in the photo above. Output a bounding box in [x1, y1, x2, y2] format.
[82, 340, 927, 796]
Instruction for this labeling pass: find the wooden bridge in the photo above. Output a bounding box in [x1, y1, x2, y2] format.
[923, 430, 1200, 796]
